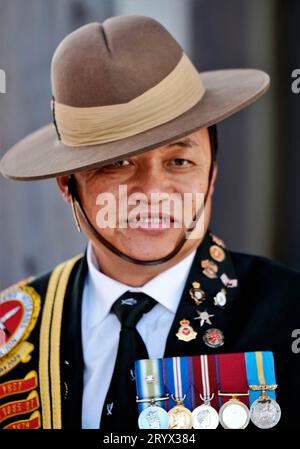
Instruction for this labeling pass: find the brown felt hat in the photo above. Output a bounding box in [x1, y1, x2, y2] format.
[0, 15, 270, 181]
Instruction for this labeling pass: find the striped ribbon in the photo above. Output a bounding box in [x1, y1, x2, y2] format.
[245, 351, 276, 404]
[192, 355, 219, 410]
[135, 359, 166, 412]
[163, 356, 194, 410]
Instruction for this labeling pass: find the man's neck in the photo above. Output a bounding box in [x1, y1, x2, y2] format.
[90, 243, 198, 287]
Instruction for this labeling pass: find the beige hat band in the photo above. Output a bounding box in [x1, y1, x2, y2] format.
[53, 53, 205, 147]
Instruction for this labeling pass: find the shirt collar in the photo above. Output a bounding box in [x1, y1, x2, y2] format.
[85, 242, 197, 329]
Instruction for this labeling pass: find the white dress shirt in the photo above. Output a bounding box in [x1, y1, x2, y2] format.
[81, 243, 196, 429]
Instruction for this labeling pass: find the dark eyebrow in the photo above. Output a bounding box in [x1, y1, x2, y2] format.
[166, 137, 198, 148]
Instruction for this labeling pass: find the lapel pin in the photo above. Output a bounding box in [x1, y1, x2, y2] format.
[121, 298, 138, 306]
[209, 245, 226, 263]
[189, 281, 206, 305]
[200, 259, 218, 279]
[203, 328, 224, 348]
[193, 310, 214, 327]
[220, 273, 238, 288]
[213, 288, 227, 307]
[176, 319, 198, 342]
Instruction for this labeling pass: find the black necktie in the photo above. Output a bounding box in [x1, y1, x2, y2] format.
[100, 291, 157, 430]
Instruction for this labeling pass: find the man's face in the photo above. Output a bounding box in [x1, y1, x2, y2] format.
[57, 127, 217, 262]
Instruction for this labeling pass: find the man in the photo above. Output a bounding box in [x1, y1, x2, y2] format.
[0, 16, 299, 430]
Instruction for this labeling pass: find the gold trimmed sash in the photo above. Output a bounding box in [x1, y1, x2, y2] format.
[39, 255, 82, 429]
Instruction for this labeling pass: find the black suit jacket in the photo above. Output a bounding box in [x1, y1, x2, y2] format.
[1, 231, 300, 429]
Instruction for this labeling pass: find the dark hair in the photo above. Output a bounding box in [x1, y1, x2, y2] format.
[208, 124, 218, 161]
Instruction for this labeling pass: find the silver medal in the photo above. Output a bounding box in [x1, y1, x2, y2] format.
[138, 405, 170, 429]
[219, 398, 250, 429]
[250, 392, 281, 429]
[192, 404, 219, 429]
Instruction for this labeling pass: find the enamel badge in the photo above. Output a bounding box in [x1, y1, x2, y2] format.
[220, 273, 238, 288]
[203, 328, 224, 348]
[176, 319, 197, 342]
[209, 245, 226, 263]
[0, 286, 41, 376]
[200, 259, 218, 279]
[189, 282, 206, 305]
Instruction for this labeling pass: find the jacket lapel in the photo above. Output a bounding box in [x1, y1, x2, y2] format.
[164, 230, 241, 357]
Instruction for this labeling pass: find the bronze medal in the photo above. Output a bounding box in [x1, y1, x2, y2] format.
[168, 397, 193, 429]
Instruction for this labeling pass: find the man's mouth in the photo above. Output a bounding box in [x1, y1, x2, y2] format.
[126, 213, 176, 229]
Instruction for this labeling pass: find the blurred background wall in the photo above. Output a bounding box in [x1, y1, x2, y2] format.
[0, 0, 299, 288]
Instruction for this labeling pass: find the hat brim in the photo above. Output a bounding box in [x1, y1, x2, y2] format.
[0, 69, 270, 181]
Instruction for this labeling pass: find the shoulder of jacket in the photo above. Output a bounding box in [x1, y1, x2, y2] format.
[229, 249, 300, 284]
[0, 253, 84, 298]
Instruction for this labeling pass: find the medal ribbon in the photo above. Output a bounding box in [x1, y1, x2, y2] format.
[135, 359, 165, 412]
[164, 356, 194, 410]
[202, 355, 219, 410]
[201, 356, 210, 399]
[192, 356, 203, 409]
[192, 355, 219, 410]
[245, 351, 276, 404]
[217, 353, 249, 406]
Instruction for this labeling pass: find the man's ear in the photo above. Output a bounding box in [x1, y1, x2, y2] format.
[209, 162, 218, 196]
[56, 175, 72, 203]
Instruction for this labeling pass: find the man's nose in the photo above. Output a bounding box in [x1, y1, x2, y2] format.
[133, 164, 171, 196]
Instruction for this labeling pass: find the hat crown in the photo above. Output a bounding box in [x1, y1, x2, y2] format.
[51, 16, 183, 107]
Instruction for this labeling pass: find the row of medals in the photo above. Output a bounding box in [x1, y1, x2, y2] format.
[137, 388, 281, 430]
[137, 235, 281, 429]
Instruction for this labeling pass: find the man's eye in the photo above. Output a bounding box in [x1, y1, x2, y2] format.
[113, 159, 131, 167]
[169, 158, 191, 166]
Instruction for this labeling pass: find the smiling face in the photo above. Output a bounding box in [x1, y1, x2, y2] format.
[57, 127, 217, 265]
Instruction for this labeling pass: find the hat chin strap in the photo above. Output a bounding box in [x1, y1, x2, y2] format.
[67, 153, 214, 267]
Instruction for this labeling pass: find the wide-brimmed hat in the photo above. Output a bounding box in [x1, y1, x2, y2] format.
[0, 15, 270, 181]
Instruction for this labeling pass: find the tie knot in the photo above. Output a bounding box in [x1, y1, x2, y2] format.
[112, 291, 157, 328]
